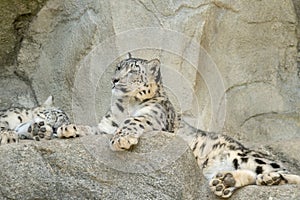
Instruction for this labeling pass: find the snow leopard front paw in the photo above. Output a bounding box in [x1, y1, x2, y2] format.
[56, 124, 81, 138]
[109, 128, 139, 151]
[0, 130, 19, 145]
[56, 124, 100, 139]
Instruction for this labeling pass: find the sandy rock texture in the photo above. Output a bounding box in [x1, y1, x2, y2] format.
[0, 133, 299, 200]
[0, 0, 47, 108]
[0, 0, 300, 199]
[0, 133, 204, 199]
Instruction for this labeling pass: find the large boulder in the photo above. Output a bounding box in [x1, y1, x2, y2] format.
[0, 0, 47, 108]
[0, 0, 47, 67]
[0, 132, 203, 199]
[0, 133, 299, 200]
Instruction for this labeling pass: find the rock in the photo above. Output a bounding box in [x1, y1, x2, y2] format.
[201, 0, 299, 137]
[16, 0, 115, 118]
[231, 184, 300, 200]
[0, 132, 300, 200]
[0, 76, 36, 109]
[0, 0, 47, 68]
[0, 132, 202, 199]
[0, 0, 47, 109]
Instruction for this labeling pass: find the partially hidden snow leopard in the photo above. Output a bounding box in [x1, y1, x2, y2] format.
[0, 96, 70, 143]
[58, 53, 300, 198]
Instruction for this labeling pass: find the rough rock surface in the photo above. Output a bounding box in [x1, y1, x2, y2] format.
[0, 133, 203, 199]
[0, 0, 300, 199]
[0, 0, 47, 108]
[0, 0, 47, 67]
[0, 133, 299, 200]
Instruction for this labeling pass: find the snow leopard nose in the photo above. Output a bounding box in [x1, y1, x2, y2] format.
[112, 78, 119, 84]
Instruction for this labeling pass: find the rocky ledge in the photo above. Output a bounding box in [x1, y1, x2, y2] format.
[0, 132, 299, 200]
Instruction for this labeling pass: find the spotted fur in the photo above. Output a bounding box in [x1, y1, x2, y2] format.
[56, 124, 100, 138]
[0, 96, 70, 143]
[96, 54, 179, 150]
[87, 54, 299, 198]
[0, 130, 19, 145]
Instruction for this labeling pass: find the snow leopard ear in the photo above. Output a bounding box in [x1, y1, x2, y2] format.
[42, 96, 53, 106]
[127, 52, 132, 59]
[146, 59, 161, 83]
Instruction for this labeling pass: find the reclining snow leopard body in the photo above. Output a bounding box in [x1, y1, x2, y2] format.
[59, 53, 300, 198]
[0, 96, 70, 142]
